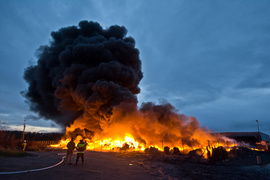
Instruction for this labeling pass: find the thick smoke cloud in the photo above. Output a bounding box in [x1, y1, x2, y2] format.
[23, 21, 143, 129]
[23, 20, 217, 148]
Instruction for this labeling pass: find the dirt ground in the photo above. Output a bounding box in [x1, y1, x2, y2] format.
[0, 149, 270, 180]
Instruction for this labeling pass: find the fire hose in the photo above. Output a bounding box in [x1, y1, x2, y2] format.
[0, 155, 66, 175]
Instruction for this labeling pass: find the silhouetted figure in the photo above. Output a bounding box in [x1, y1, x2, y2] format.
[65, 138, 76, 165]
[76, 139, 87, 165]
[22, 140, 27, 151]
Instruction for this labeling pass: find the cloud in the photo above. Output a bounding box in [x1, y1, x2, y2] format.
[1, 0, 270, 136]
[236, 62, 270, 89]
[7, 124, 61, 133]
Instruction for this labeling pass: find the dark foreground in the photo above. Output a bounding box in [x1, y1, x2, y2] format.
[0, 149, 270, 180]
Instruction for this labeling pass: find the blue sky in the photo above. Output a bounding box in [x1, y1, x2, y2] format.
[0, 0, 270, 134]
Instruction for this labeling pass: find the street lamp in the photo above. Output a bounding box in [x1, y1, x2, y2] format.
[256, 120, 261, 142]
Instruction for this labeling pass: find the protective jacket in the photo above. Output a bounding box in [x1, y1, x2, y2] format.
[76, 142, 87, 153]
[67, 141, 76, 153]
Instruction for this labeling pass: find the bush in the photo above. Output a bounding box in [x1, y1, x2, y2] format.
[0, 131, 21, 149]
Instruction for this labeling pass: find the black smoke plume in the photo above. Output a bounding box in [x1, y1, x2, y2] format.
[23, 21, 143, 130]
[23, 20, 216, 149]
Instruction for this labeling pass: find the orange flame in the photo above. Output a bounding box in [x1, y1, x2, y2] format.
[51, 103, 239, 158]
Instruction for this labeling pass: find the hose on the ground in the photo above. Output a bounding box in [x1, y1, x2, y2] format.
[0, 156, 65, 175]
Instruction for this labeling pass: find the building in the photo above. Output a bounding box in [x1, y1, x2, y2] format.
[217, 132, 270, 150]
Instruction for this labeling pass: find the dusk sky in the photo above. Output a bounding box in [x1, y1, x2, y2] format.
[0, 0, 270, 135]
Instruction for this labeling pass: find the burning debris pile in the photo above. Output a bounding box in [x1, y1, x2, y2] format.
[23, 20, 235, 156]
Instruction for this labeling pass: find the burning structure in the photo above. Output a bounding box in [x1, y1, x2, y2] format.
[22, 21, 237, 155]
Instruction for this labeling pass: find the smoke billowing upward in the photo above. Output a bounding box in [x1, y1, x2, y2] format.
[23, 20, 219, 148]
[23, 20, 143, 130]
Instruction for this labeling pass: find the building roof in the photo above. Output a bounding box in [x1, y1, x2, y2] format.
[216, 132, 270, 142]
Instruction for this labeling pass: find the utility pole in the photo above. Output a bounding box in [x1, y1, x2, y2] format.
[22, 119, 26, 142]
[256, 120, 261, 142]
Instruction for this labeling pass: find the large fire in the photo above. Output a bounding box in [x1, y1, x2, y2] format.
[51, 133, 237, 159]
[23, 20, 255, 159]
[51, 102, 237, 158]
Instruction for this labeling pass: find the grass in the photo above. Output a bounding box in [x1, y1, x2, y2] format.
[0, 149, 30, 157]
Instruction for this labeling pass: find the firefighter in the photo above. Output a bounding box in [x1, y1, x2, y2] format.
[76, 139, 87, 165]
[22, 140, 27, 151]
[65, 138, 76, 165]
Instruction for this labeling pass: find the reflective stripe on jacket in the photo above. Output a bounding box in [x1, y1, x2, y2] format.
[77, 143, 86, 153]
